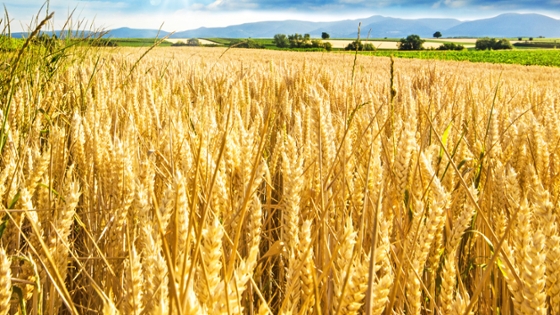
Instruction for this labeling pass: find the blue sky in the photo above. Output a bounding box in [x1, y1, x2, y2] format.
[4, 0, 560, 32]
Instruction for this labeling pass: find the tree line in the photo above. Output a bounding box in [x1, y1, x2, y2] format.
[273, 33, 332, 51]
[397, 33, 513, 51]
[168, 31, 515, 51]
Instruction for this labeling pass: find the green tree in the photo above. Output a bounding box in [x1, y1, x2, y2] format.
[288, 33, 312, 48]
[437, 42, 465, 50]
[475, 37, 512, 50]
[475, 37, 495, 50]
[433, 31, 442, 38]
[322, 32, 330, 40]
[282, 33, 331, 51]
[345, 40, 363, 51]
[246, 39, 264, 48]
[187, 38, 201, 46]
[398, 34, 425, 50]
[230, 39, 264, 49]
[288, 33, 303, 48]
[496, 38, 513, 49]
[273, 34, 289, 48]
[364, 43, 375, 51]
[311, 39, 322, 48]
[344, 40, 375, 51]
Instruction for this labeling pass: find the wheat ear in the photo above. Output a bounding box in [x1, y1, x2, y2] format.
[197, 217, 224, 308]
[123, 245, 144, 315]
[406, 152, 448, 315]
[440, 185, 477, 312]
[0, 248, 11, 315]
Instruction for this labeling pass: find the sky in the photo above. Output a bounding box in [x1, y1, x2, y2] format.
[3, 0, 560, 32]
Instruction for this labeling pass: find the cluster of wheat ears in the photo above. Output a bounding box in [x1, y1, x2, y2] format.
[2, 16, 560, 315]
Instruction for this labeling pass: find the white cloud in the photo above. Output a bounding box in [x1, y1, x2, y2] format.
[189, 3, 205, 9]
[206, 0, 224, 9]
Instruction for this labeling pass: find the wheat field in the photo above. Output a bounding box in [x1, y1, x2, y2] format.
[2, 35, 560, 315]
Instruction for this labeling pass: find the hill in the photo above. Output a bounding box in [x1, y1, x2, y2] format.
[445, 13, 560, 37]
[171, 16, 462, 38]
[168, 13, 559, 38]
[106, 27, 171, 38]
[355, 17, 462, 38]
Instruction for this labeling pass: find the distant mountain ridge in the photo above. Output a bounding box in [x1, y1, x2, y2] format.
[11, 13, 560, 39]
[166, 16, 463, 38]
[444, 13, 560, 37]
[115, 13, 560, 38]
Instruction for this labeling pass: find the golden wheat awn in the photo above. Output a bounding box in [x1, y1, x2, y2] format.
[0, 248, 11, 315]
[1, 28, 560, 315]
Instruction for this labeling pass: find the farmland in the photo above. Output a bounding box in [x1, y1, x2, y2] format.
[111, 38, 173, 47]
[42, 35, 555, 68]
[366, 49, 560, 67]
[169, 37, 560, 67]
[2, 36, 560, 315]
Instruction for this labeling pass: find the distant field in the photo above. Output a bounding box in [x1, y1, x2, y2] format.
[326, 39, 476, 49]
[197, 37, 476, 49]
[364, 49, 560, 67]
[165, 38, 220, 45]
[114, 37, 558, 52]
[204, 38, 232, 45]
[94, 37, 560, 67]
[327, 40, 399, 49]
[203, 37, 477, 49]
[429, 38, 479, 43]
[111, 38, 172, 47]
[513, 37, 560, 42]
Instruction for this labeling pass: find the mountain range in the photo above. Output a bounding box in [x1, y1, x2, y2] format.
[13, 13, 560, 39]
